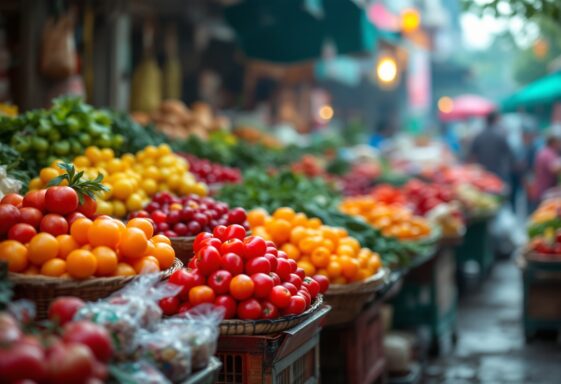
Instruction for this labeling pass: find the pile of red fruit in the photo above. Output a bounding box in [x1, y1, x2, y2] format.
[129, 193, 247, 238]
[0, 297, 112, 383]
[402, 179, 454, 215]
[340, 163, 380, 196]
[425, 165, 504, 194]
[529, 233, 561, 256]
[159, 224, 329, 320]
[180, 154, 242, 185]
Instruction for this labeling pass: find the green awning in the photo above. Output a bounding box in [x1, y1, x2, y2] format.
[502, 71, 561, 112]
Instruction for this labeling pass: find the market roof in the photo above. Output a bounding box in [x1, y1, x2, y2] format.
[501, 71, 561, 112]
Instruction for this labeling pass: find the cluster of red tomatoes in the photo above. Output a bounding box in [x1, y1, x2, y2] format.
[0, 188, 96, 243]
[159, 224, 329, 320]
[0, 297, 112, 383]
[180, 154, 242, 185]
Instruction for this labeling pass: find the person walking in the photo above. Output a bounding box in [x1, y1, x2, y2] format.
[533, 126, 561, 203]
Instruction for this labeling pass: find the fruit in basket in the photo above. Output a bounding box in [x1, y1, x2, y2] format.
[48, 297, 86, 325]
[247, 207, 383, 285]
[340, 197, 431, 241]
[161, 225, 328, 319]
[129, 193, 247, 238]
[29, 144, 208, 218]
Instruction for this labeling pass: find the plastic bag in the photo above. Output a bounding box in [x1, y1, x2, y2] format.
[489, 205, 527, 256]
[157, 304, 224, 370]
[40, 10, 77, 79]
[111, 360, 172, 384]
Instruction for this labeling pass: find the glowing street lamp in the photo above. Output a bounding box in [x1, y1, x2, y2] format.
[318, 105, 334, 121]
[438, 96, 454, 113]
[376, 56, 398, 85]
[401, 8, 421, 34]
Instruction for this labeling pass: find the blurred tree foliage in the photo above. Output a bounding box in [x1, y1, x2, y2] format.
[461, 0, 561, 21]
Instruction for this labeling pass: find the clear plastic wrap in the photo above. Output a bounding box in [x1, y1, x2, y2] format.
[111, 360, 172, 384]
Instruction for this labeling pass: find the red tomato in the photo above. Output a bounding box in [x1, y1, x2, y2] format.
[169, 269, 205, 300]
[62, 321, 113, 363]
[243, 236, 267, 259]
[264, 253, 278, 271]
[276, 258, 291, 281]
[198, 237, 222, 250]
[151, 210, 167, 224]
[245, 257, 271, 275]
[195, 246, 222, 276]
[227, 208, 247, 225]
[22, 190, 46, 212]
[302, 277, 320, 299]
[260, 300, 279, 319]
[189, 285, 216, 306]
[287, 259, 297, 273]
[269, 286, 291, 309]
[40, 214, 69, 236]
[46, 342, 95, 383]
[66, 212, 86, 226]
[1, 193, 23, 207]
[159, 296, 180, 316]
[0, 343, 47, 383]
[220, 238, 245, 256]
[19, 207, 43, 229]
[212, 225, 228, 241]
[214, 295, 237, 319]
[297, 290, 311, 307]
[312, 275, 330, 293]
[178, 302, 192, 314]
[8, 223, 36, 243]
[193, 232, 213, 252]
[223, 224, 246, 240]
[269, 272, 281, 286]
[208, 270, 233, 295]
[229, 274, 254, 300]
[285, 295, 306, 315]
[277, 251, 288, 259]
[287, 273, 303, 289]
[265, 240, 276, 248]
[295, 268, 306, 280]
[251, 273, 274, 298]
[0, 204, 21, 235]
[282, 282, 298, 295]
[45, 186, 79, 215]
[221, 253, 244, 276]
[265, 246, 278, 256]
[48, 297, 85, 325]
[77, 195, 97, 218]
[237, 298, 262, 320]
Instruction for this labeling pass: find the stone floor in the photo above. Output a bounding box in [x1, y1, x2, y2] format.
[423, 260, 561, 384]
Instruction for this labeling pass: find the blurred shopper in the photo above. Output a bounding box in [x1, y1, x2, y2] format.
[533, 126, 561, 203]
[469, 111, 514, 182]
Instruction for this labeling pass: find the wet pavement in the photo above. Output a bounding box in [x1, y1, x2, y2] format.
[423, 260, 561, 384]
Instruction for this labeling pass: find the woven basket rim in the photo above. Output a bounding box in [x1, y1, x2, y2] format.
[9, 258, 183, 288]
[170, 236, 197, 242]
[325, 267, 389, 295]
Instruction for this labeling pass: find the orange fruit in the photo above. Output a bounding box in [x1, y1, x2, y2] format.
[321, 239, 335, 252]
[299, 236, 322, 254]
[114, 262, 136, 276]
[340, 256, 359, 280]
[88, 219, 121, 248]
[127, 218, 154, 239]
[0, 240, 28, 272]
[356, 268, 370, 281]
[316, 268, 329, 277]
[71, 218, 93, 245]
[118, 228, 148, 259]
[81, 244, 93, 251]
[56, 235, 79, 259]
[290, 226, 307, 245]
[28, 233, 59, 266]
[151, 235, 171, 246]
[40, 259, 67, 277]
[114, 219, 127, 234]
[333, 276, 347, 285]
[327, 260, 342, 279]
[133, 256, 160, 274]
[144, 241, 156, 256]
[281, 243, 301, 260]
[92, 246, 118, 276]
[339, 237, 361, 253]
[247, 208, 268, 228]
[368, 253, 381, 273]
[273, 207, 296, 222]
[306, 218, 322, 229]
[24, 265, 39, 275]
[297, 260, 316, 276]
[310, 246, 330, 268]
[265, 219, 291, 244]
[152, 243, 175, 270]
[336, 244, 355, 258]
[66, 249, 97, 279]
[291, 213, 308, 227]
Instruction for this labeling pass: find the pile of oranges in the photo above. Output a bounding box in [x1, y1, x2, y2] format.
[339, 196, 431, 241]
[0, 217, 175, 279]
[247, 207, 382, 285]
[28, 144, 207, 217]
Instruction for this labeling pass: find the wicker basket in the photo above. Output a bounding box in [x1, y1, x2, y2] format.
[219, 296, 323, 335]
[323, 268, 388, 326]
[171, 236, 196, 264]
[9, 259, 183, 319]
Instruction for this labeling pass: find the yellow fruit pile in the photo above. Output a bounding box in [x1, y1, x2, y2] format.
[29, 145, 207, 217]
[248, 207, 382, 285]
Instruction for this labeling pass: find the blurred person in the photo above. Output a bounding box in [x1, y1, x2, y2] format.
[369, 120, 396, 151]
[469, 111, 514, 182]
[533, 126, 561, 203]
[440, 122, 460, 155]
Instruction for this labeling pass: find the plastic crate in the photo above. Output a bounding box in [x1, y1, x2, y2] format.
[216, 306, 330, 384]
[320, 301, 385, 384]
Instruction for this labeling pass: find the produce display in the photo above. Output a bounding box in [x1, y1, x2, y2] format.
[159, 224, 328, 319]
[425, 164, 504, 195]
[129, 192, 247, 238]
[248, 207, 383, 284]
[339, 196, 432, 241]
[454, 184, 499, 216]
[527, 198, 561, 256]
[28, 144, 207, 217]
[179, 153, 242, 185]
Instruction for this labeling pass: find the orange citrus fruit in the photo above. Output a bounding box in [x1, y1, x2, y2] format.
[56, 235, 79, 259]
[118, 228, 148, 259]
[28, 233, 59, 266]
[0, 240, 28, 272]
[88, 219, 121, 248]
[152, 243, 175, 270]
[150, 235, 171, 245]
[66, 249, 97, 279]
[41, 258, 67, 277]
[70, 218, 93, 245]
[127, 218, 154, 238]
[114, 263, 136, 276]
[92, 246, 118, 276]
[133, 256, 160, 274]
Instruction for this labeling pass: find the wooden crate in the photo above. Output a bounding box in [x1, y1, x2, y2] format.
[320, 301, 386, 384]
[215, 306, 329, 384]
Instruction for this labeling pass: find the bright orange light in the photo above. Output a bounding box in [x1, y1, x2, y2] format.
[319, 105, 334, 121]
[401, 8, 421, 33]
[533, 38, 549, 59]
[438, 96, 454, 113]
[376, 57, 398, 84]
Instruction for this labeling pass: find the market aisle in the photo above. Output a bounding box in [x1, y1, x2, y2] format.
[424, 260, 561, 384]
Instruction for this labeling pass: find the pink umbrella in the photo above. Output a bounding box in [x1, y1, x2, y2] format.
[439, 94, 496, 121]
